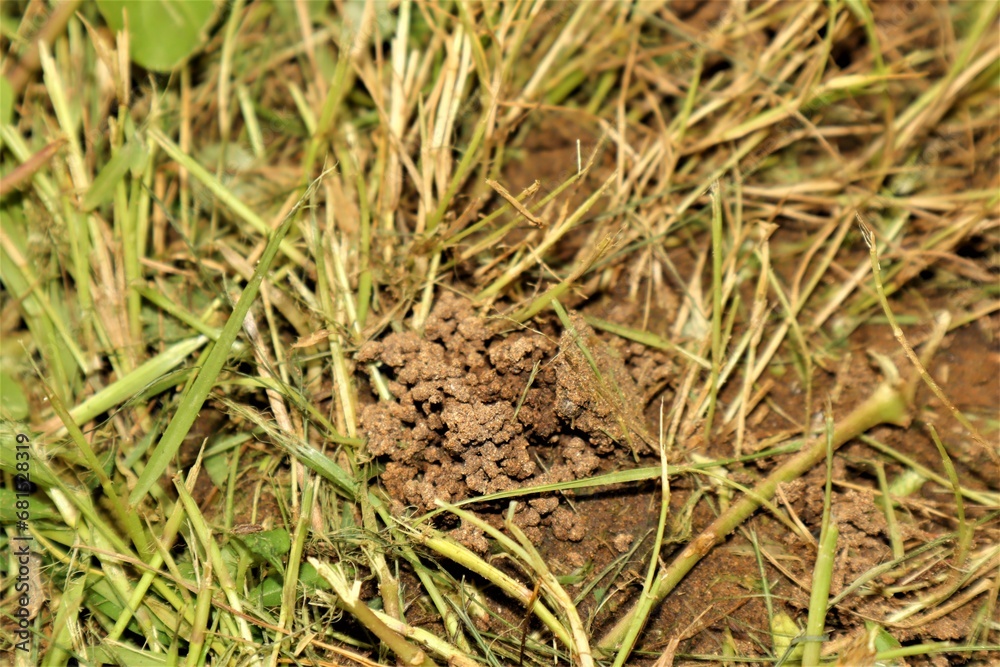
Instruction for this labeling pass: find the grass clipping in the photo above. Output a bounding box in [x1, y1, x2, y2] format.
[2, 1, 999, 666]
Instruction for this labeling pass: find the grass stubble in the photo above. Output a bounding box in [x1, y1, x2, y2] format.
[1, 1, 998, 666]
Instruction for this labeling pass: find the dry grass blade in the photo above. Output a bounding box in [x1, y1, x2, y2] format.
[5, 1, 997, 664]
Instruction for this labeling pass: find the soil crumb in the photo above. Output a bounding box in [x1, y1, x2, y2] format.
[358, 293, 657, 540]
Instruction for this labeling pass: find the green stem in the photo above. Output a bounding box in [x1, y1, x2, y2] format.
[857, 214, 992, 457]
[311, 559, 438, 667]
[705, 182, 724, 442]
[611, 414, 671, 667]
[801, 521, 838, 666]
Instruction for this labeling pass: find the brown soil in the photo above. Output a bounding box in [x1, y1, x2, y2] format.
[354, 114, 1000, 664]
[357, 290, 673, 547]
[363, 310, 998, 663]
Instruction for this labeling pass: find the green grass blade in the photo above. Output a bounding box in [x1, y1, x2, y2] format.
[55, 336, 208, 433]
[147, 127, 307, 267]
[128, 208, 295, 506]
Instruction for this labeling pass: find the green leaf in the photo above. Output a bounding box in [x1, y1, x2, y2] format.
[81, 137, 147, 211]
[0, 487, 60, 523]
[0, 370, 28, 420]
[233, 528, 291, 570]
[771, 612, 804, 662]
[251, 561, 329, 607]
[252, 575, 285, 608]
[202, 448, 232, 489]
[867, 622, 904, 666]
[96, 0, 219, 72]
[64, 336, 208, 429]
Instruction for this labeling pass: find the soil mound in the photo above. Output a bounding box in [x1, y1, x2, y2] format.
[358, 293, 664, 541]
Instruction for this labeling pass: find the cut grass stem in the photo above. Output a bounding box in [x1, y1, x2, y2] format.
[409, 517, 573, 650]
[311, 558, 437, 667]
[597, 371, 912, 653]
[704, 181, 724, 442]
[610, 400, 672, 667]
[504, 503, 594, 667]
[857, 213, 994, 463]
[800, 413, 838, 667]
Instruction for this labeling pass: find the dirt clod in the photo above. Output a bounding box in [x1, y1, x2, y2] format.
[612, 533, 635, 553]
[554, 313, 653, 455]
[358, 293, 657, 534]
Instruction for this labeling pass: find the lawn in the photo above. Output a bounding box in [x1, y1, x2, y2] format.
[1, 1, 998, 665]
